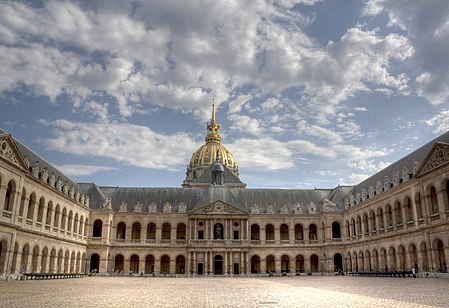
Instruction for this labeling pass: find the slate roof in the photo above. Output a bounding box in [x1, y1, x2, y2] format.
[0, 128, 78, 189]
[350, 130, 449, 197]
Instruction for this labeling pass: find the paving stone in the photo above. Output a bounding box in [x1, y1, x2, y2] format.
[1, 276, 448, 307]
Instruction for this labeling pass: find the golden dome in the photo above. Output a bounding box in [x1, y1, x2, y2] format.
[183, 103, 239, 186]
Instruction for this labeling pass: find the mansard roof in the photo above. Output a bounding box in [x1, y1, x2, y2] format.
[0, 128, 78, 189]
[350, 130, 449, 198]
[80, 183, 349, 214]
[188, 163, 246, 188]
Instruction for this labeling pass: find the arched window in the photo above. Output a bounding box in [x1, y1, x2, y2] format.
[415, 192, 423, 220]
[27, 193, 36, 220]
[266, 224, 274, 241]
[363, 213, 369, 235]
[394, 201, 402, 226]
[92, 219, 103, 237]
[377, 208, 384, 229]
[147, 223, 156, 240]
[295, 224, 303, 241]
[430, 186, 439, 214]
[251, 224, 260, 241]
[3, 180, 15, 212]
[162, 223, 171, 240]
[46, 201, 53, 226]
[61, 208, 67, 230]
[370, 210, 376, 231]
[19, 188, 26, 217]
[310, 254, 319, 272]
[332, 222, 341, 239]
[405, 197, 413, 222]
[266, 255, 275, 273]
[386, 205, 393, 227]
[132, 222, 141, 240]
[177, 223, 186, 240]
[67, 211, 73, 232]
[308, 224, 317, 241]
[280, 224, 289, 242]
[116, 222, 126, 239]
[37, 197, 45, 223]
[130, 255, 139, 273]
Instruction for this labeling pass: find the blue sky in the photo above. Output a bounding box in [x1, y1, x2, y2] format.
[1, 0, 448, 188]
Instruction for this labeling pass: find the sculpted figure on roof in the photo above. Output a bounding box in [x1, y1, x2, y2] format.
[134, 202, 142, 212]
[148, 202, 157, 213]
[294, 202, 302, 214]
[119, 201, 127, 212]
[251, 203, 259, 214]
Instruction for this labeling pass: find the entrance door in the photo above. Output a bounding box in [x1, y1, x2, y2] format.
[214, 255, 223, 275]
[197, 263, 204, 275]
[233, 263, 239, 275]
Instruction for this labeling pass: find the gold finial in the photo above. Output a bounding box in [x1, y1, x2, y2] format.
[211, 98, 216, 123]
[205, 99, 221, 143]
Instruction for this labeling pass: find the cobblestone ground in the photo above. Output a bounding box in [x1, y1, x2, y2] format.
[1, 276, 449, 307]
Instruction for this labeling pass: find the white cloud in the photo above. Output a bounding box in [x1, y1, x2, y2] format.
[228, 114, 262, 135]
[261, 98, 281, 111]
[228, 94, 252, 114]
[296, 120, 343, 144]
[39, 119, 198, 171]
[363, 0, 449, 105]
[54, 164, 117, 176]
[228, 138, 294, 170]
[425, 110, 449, 134]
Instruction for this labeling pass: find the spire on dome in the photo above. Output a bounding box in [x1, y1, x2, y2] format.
[206, 100, 221, 143]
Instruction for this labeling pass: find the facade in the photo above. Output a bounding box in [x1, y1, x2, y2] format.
[1, 110, 449, 278]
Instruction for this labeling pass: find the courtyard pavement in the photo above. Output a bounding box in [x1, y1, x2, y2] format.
[1, 275, 448, 307]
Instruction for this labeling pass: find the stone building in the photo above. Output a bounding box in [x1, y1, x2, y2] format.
[1, 108, 448, 277]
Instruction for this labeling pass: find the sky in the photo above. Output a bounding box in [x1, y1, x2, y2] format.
[1, 0, 449, 189]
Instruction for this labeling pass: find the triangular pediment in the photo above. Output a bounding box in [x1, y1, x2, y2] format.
[0, 134, 28, 170]
[190, 200, 247, 215]
[415, 142, 449, 177]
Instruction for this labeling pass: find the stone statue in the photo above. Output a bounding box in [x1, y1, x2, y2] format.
[41, 167, 48, 183]
[148, 202, 157, 213]
[119, 201, 127, 212]
[251, 204, 259, 214]
[178, 202, 187, 213]
[31, 161, 39, 178]
[163, 202, 172, 213]
[266, 203, 274, 214]
[134, 202, 143, 212]
[280, 204, 288, 214]
[102, 198, 112, 209]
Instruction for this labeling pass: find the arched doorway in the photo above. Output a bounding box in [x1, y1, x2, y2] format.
[160, 255, 170, 274]
[213, 255, 223, 275]
[281, 255, 290, 273]
[266, 255, 275, 273]
[90, 253, 100, 273]
[310, 254, 319, 272]
[334, 253, 343, 272]
[0, 239, 8, 275]
[130, 255, 139, 273]
[251, 255, 260, 274]
[436, 239, 447, 272]
[114, 254, 124, 273]
[145, 255, 155, 273]
[296, 255, 304, 273]
[176, 255, 185, 274]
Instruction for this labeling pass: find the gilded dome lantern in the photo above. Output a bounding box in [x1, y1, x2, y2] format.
[183, 103, 239, 187]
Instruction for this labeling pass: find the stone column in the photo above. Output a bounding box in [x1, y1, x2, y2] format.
[193, 252, 197, 274]
[260, 226, 266, 245]
[224, 251, 228, 275]
[437, 189, 447, 219]
[170, 259, 176, 275]
[260, 257, 266, 273]
[240, 252, 244, 275]
[274, 226, 280, 245]
[289, 227, 295, 245]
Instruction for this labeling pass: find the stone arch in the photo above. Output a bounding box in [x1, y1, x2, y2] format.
[420, 241, 429, 271]
[18, 188, 26, 217]
[365, 250, 371, 271]
[131, 222, 141, 240]
[251, 255, 260, 274]
[430, 186, 439, 214]
[389, 247, 397, 271]
[359, 250, 364, 271]
[114, 254, 124, 273]
[89, 253, 100, 273]
[346, 252, 352, 272]
[67, 210, 73, 232]
[61, 207, 67, 230]
[20, 243, 30, 273]
[380, 248, 387, 271]
[70, 251, 76, 273]
[147, 223, 156, 240]
[308, 224, 317, 241]
[415, 192, 423, 220]
[57, 249, 63, 273]
[295, 224, 304, 240]
[310, 254, 319, 272]
[385, 204, 393, 227]
[408, 243, 418, 269]
[296, 255, 305, 273]
[281, 255, 290, 273]
[404, 196, 413, 223]
[345, 220, 350, 238]
[84, 218, 88, 236]
[41, 246, 49, 273]
[251, 224, 260, 241]
[37, 197, 45, 223]
[3, 179, 16, 212]
[0, 239, 8, 275]
[398, 245, 406, 271]
[280, 224, 289, 241]
[160, 255, 170, 274]
[11, 242, 19, 274]
[54, 204, 60, 228]
[434, 239, 447, 272]
[27, 193, 36, 220]
[332, 221, 341, 238]
[356, 216, 362, 235]
[145, 255, 155, 273]
[162, 223, 171, 240]
[46, 201, 53, 226]
[266, 224, 275, 241]
[177, 223, 186, 240]
[116, 222, 126, 239]
[130, 254, 139, 273]
[333, 253, 343, 272]
[394, 200, 402, 226]
[266, 255, 275, 273]
[363, 213, 369, 235]
[370, 210, 377, 232]
[78, 215, 84, 236]
[49, 248, 56, 273]
[176, 255, 185, 274]
[73, 213, 79, 234]
[64, 250, 70, 273]
[377, 208, 385, 229]
[372, 249, 379, 271]
[31, 245, 40, 273]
